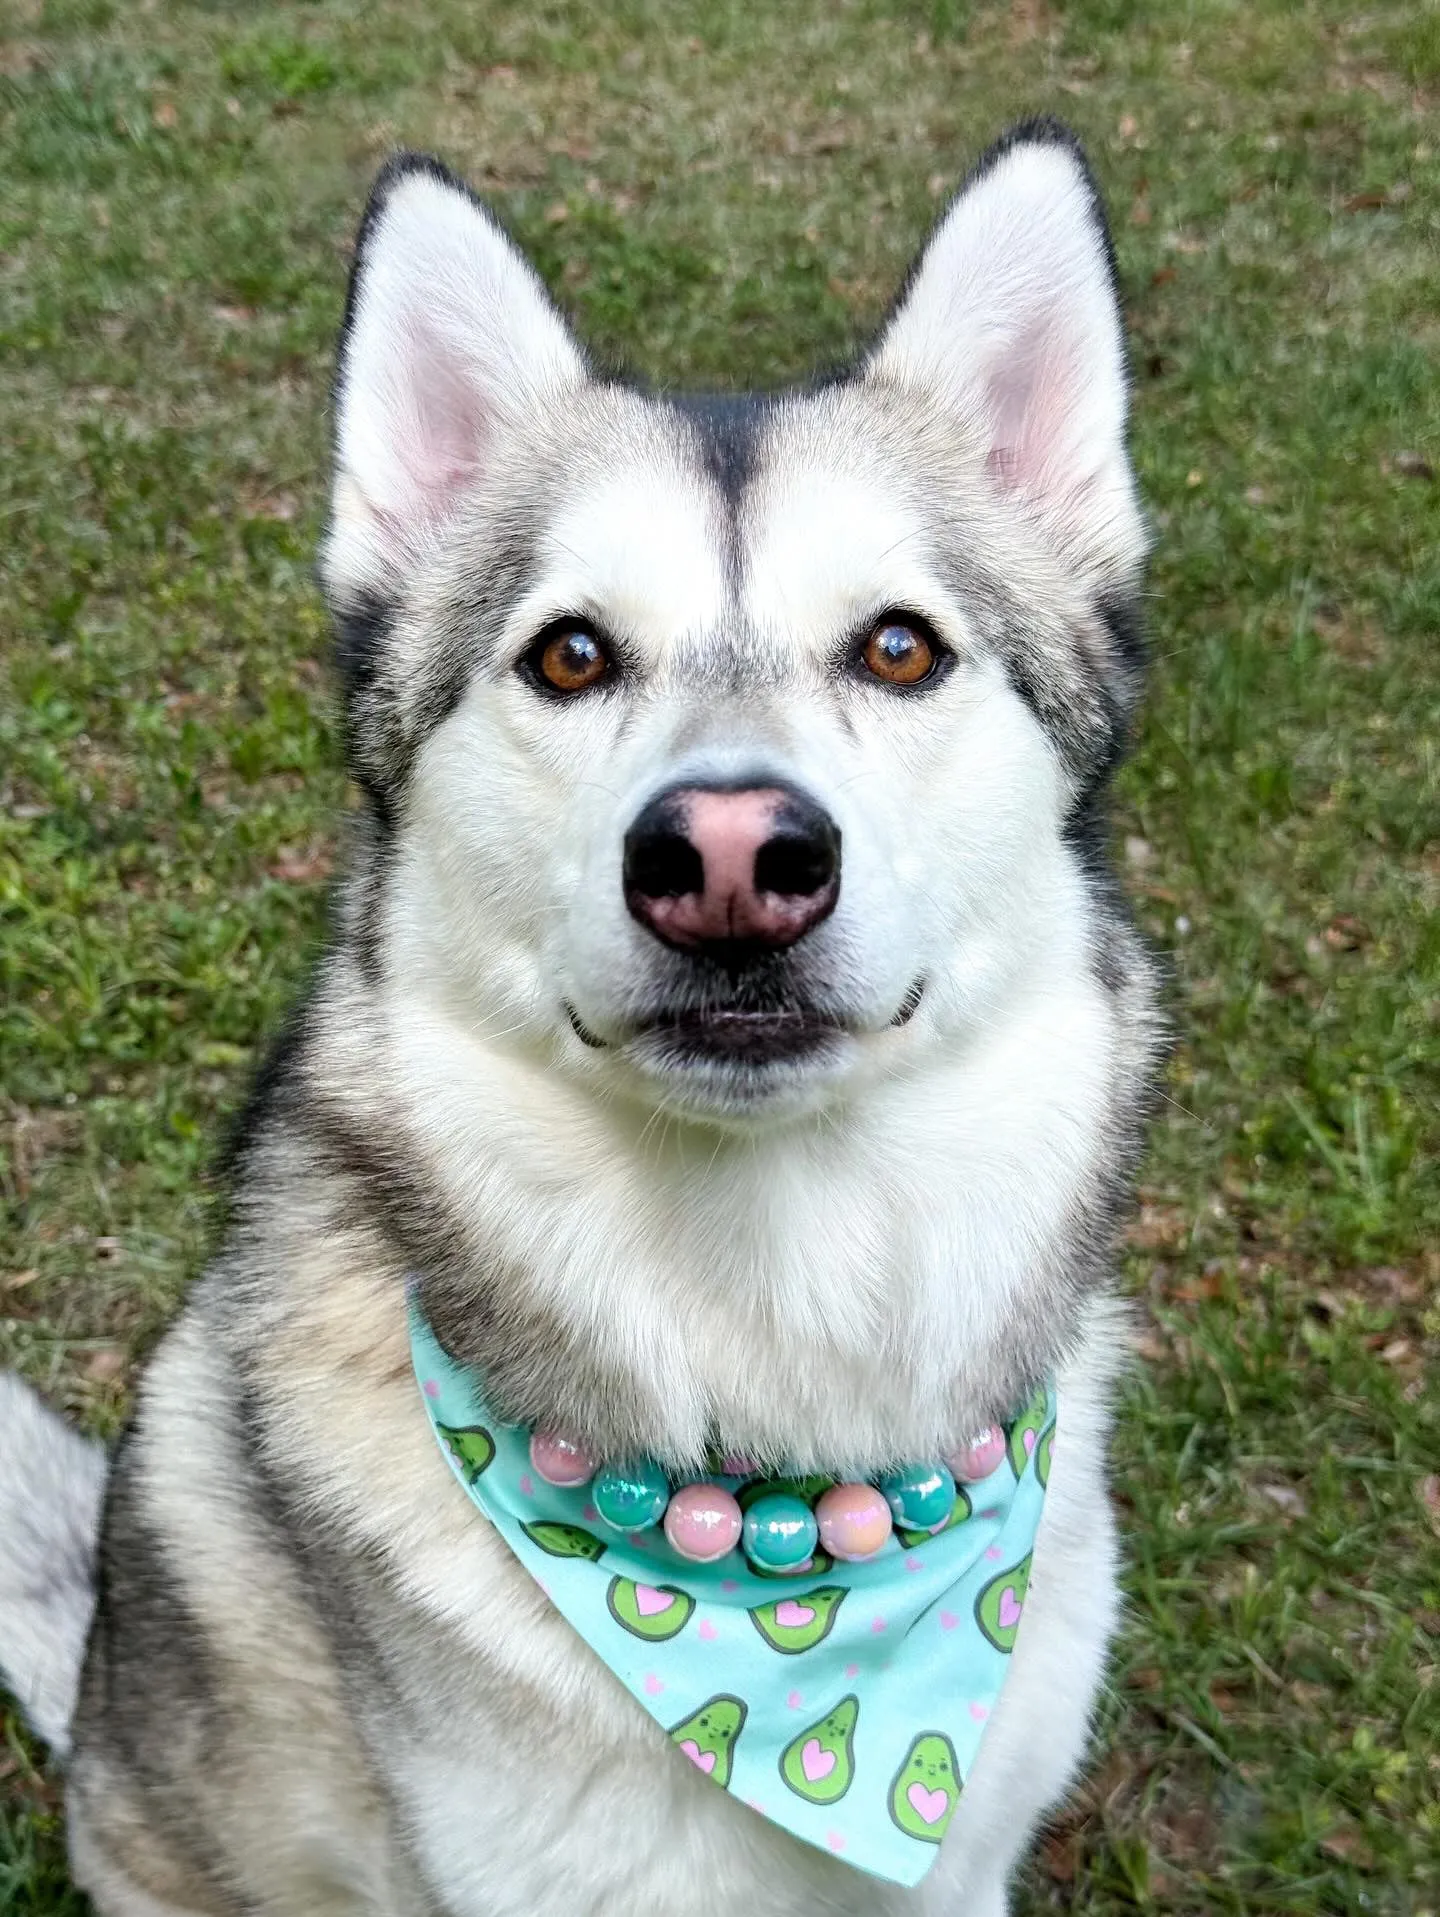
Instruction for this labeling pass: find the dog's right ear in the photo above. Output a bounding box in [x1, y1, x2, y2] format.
[323, 156, 585, 606]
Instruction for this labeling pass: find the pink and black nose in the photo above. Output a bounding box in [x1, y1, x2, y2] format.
[624, 783, 841, 955]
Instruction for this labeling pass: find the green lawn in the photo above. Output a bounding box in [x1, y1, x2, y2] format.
[1, 1, 1436, 1909]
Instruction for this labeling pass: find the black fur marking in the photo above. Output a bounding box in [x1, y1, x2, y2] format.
[670, 391, 769, 509]
[1096, 589, 1149, 687]
[216, 991, 314, 1189]
[331, 588, 395, 695]
[77, 1430, 236, 1899]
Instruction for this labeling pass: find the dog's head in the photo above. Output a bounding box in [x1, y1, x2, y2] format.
[321, 122, 1145, 1126]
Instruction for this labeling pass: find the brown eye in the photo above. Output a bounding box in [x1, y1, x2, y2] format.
[861, 618, 939, 688]
[529, 623, 612, 695]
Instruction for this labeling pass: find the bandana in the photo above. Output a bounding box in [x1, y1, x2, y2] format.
[410, 1303, 1054, 1887]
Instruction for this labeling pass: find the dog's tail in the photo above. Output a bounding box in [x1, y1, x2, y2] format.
[0, 1374, 107, 1756]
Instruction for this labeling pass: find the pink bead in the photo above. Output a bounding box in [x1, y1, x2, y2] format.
[529, 1431, 597, 1488]
[945, 1426, 1007, 1483]
[664, 1483, 743, 1563]
[815, 1483, 893, 1562]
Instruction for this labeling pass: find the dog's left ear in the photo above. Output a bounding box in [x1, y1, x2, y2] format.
[868, 122, 1143, 587]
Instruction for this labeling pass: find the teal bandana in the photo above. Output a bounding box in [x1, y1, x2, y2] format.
[410, 1303, 1055, 1888]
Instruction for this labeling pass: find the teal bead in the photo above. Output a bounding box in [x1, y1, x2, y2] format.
[592, 1459, 669, 1532]
[878, 1461, 956, 1532]
[742, 1493, 819, 1572]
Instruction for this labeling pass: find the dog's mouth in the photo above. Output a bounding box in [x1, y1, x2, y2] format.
[565, 979, 924, 1069]
[637, 1006, 845, 1067]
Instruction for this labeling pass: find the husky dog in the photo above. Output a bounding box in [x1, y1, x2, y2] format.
[0, 119, 1160, 1914]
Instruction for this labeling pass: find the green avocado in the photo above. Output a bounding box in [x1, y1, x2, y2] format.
[974, 1550, 1032, 1652]
[669, 1695, 747, 1790]
[1035, 1423, 1054, 1488]
[780, 1694, 858, 1805]
[896, 1483, 973, 1548]
[605, 1576, 695, 1642]
[749, 1585, 847, 1654]
[1006, 1387, 1048, 1479]
[888, 1731, 960, 1843]
[737, 1475, 834, 1512]
[437, 1423, 495, 1484]
[520, 1519, 607, 1562]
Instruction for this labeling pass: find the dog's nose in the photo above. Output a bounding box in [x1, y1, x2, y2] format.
[624, 784, 840, 953]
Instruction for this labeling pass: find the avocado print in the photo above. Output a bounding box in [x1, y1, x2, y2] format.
[749, 1585, 847, 1654]
[888, 1732, 960, 1843]
[780, 1694, 858, 1806]
[737, 1475, 834, 1513]
[520, 1519, 607, 1563]
[437, 1423, 495, 1484]
[606, 1577, 695, 1642]
[669, 1695, 747, 1790]
[1005, 1386, 1048, 1479]
[975, 1550, 1032, 1652]
[1035, 1422, 1054, 1488]
[895, 1483, 973, 1549]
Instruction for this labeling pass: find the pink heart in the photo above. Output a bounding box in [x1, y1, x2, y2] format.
[644, 1673, 664, 1696]
[939, 1610, 959, 1631]
[635, 1585, 675, 1618]
[678, 1738, 715, 1774]
[519, 1473, 534, 1498]
[907, 1782, 949, 1826]
[969, 1701, 989, 1721]
[801, 1738, 836, 1784]
[422, 1379, 439, 1398]
[844, 1662, 859, 1678]
[1024, 1428, 1037, 1454]
[786, 1689, 803, 1709]
[871, 1616, 887, 1634]
[998, 1587, 1023, 1629]
[720, 1578, 739, 1594]
[826, 1831, 846, 1854]
[985, 1545, 1003, 1560]
[905, 1555, 924, 1572]
[698, 1619, 717, 1641]
[774, 1599, 815, 1629]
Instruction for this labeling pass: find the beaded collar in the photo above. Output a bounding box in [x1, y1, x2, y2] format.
[410, 1300, 1055, 1888]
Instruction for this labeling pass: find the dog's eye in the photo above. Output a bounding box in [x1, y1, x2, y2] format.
[859, 618, 940, 688]
[526, 622, 613, 695]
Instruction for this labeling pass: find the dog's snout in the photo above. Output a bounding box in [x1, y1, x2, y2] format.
[624, 784, 840, 954]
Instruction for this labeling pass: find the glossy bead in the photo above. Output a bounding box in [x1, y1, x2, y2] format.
[529, 1431, 597, 1489]
[815, 1482, 893, 1562]
[945, 1426, 1007, 1483]
[741, 1493, 819, 1573]
[878, 1461, 956, 1532]
[664, 1483, 743, 1562]
[592, 1459, 669, 1532]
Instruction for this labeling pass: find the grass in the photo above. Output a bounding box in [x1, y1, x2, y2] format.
[1, 0, 1436, 1908]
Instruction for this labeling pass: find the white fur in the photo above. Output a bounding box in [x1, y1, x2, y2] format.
[0, 1375, 106, 1755]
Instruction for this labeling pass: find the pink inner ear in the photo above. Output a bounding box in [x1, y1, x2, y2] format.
[983, 316, 1084, 501]
[392, 318, 491, 514]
